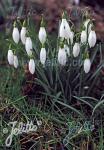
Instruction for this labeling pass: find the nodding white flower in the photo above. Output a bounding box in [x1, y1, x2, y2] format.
[84, 58, 91, 73]
[58, 47, 67, 66]
[40, 47, 46, 65]
[84, 19, 92, 34]
[38, 27, 47, 44]
[88, 30, 96, 48]
[73, 43, 80, 57]
[64, 44, 70, 56]
[81, 30, 87, 44]
[20, 27, 26, 44]
[12, 27, 19, 44]
[29, 59, 35, 74]
[59, 18, 71, 39]
[13, 55, 18, 68]
[25, 37, 32, 56]
[7, 50, 14, 65]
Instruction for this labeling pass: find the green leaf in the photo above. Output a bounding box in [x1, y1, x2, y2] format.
[92, 99, 104, 115]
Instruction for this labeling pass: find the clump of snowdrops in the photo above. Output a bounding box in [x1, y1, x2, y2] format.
[7, 12, 96, 74]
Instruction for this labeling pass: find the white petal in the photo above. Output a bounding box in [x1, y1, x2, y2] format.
[59, 19, 71, 39]
[38, 27, 47, 44]
[13, 55, 18, 68]
[88, 30, 96, 48]
[73, 43, 80, 57]
[29, 59, 35, 74]
[25, 37, 32, 56]
[81, 30, 87, 43]
[7, 50, 14, 65]
[20, 27, 26, 44]
[40, 48, 46, 65]
[84, 58, 91, 73]
[12, 27, 19, 44]
[58, 48, 67, 66]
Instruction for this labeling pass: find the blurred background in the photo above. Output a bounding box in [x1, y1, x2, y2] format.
[0, 0, 104, 41]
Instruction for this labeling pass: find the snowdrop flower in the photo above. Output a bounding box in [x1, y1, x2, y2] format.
[73, 43, 80, 57]
[25, 37, 32, 56]
[20, 27, 26, 44]
[58, 47, 67, 66]
[84, 58, 91, 73]
[88, 30, 96, 48]
[64, 44, 70, 56]
[13, 55, 18, 68]
[38, 27, 47, 44]
[59, 16, 71, 39]
[7, 50, 14, 65]
[12, 27, 20, 44]
[40, 47, 46, 65]
[81, 30, 87, 44]
[29, 59, 35, 74]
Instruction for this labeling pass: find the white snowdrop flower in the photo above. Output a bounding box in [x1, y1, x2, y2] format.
[84, 19, 92, 34]
[13, 55, 18, 68]
[20, 27, 26, 44]
[38, 27, 47, 44]
[58, 47, 67, 66]
[84, 58, 91, 73]
[59, 18, 71, 39]
[73, 43, 80, 57]
[12, 27, 19, 44]
[7, 50, 14, 65]
[25, 37, 32, 56]
[88, 30, 96, 48]
[64, 44, 70, 56]
[81, 30, 87, 44]
[40, 47, 46, 65]
[29, 59, 35, 74]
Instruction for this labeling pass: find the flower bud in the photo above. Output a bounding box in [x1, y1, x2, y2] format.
[58, 48, 67, 66]
[40, 48, 46, 65]
[84, 58, 91, 73]
[59, 18, 71, 39]
[13, 55, 18, 68]
[7, 50, 14, 65]
[81, 30, 87, 44]
[25, 37, 32, 56]
[20, 27, 26, 44]
[38, 27, 47, 44]
[29, 59, 35, 74]
[73, 43, 80, 57]
[88, 30, 96, 48]
[12, 27, 19, 44]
